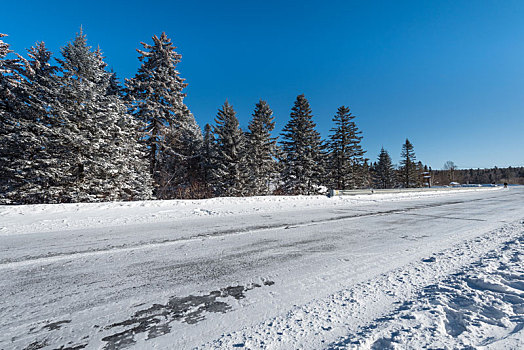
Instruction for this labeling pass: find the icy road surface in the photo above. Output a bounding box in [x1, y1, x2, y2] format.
[1, 187, 523, 349]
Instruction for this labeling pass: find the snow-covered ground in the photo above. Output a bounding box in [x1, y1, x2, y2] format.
[1, 186, 523, 349]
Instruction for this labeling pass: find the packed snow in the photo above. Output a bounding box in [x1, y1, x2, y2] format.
[1, 186, 523, 349]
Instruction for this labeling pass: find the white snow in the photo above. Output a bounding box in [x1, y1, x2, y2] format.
[0, 186, 501, 236]
[1, 186, 523, 350]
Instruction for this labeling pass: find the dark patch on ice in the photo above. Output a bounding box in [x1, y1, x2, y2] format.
[23, 339, 48, 350]
[55, 343, 88, 350]
[422, 256, 436, 263]
[404, 212, 488, 222]
[101, 280, 274, 349]
[42, 319, 71, 331]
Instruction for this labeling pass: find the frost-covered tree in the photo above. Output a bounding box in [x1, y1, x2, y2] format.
[246, 100, 278, 195]
[0, 34, 9, 58]
[210, 101, 249, 197]
[6, 42, 68, 203]
[0, 37, 61, 204]
[201, 123, 216, 188]
[373, 147, 396, 189]
[399, 138, 419, 188]
[126, 32, 202, 198]
[325, 106, 366, 189]
[0, 33, 24, 203]
[56, 30, 152, 202]
[155, 111, 203, 198]
[280, 94, 324, 195]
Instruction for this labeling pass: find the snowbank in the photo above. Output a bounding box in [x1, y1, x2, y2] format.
[0, 187, 501, 236]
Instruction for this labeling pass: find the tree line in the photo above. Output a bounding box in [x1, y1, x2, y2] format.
[432, 165, 524, 186]
[3, 30, 512, 205]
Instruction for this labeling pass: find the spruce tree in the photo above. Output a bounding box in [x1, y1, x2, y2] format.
[373, 147, 396, 189]
[57, 30, 152, 202]
[325, 106, 366, 189]
[246, 100, 278, 195]
[9, 42, 67, 203]
[0, 37, 63, 204]
[0, 33, 24, 203]
[280, 94, 324, 195]
[210, 101, 249, 197]
[126, 32, 202, 198]
[399, 138, 419, 188]
[201, 123, 216, 194]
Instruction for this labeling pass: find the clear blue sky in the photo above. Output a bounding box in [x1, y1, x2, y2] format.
[3, 0, 523, 169]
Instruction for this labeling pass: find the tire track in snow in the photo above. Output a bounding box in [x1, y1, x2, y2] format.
[0, 195, 511, 269]
[199, 220, 524, 349]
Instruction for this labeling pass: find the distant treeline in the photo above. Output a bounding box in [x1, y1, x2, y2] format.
[431, 167, 524, 186]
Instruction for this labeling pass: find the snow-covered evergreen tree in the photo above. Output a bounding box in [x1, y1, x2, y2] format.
[361, 158, 372, 188]
[0, 36, 64, 204]
[201, 123, 216, 191]
[0, 33, 24, 203]
[246, 100, 278, 195]
[373, 147, 396, 189]
[126, 32, 202, 198]
[210, 101, 249, 197]
[280, 94, 324, 195]
[56, 30, 152, 202]
[399, 138, 419, 188]
[0, 34, 9, 58]
[325, 106, 366, 189]
[7, 42, 67, 203]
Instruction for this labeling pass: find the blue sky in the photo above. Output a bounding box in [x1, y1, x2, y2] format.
[3, 0, 523, 169]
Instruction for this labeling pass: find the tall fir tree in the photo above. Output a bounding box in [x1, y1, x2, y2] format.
[373, 147, 396, 189]
[210, 101, 249, 197]
[280, 94, 324, 195]
[56, 30, 152, 202]
[399, 138, 419, 188]
[9, 42, 67, 203]
[0, 33, 24, 203]
[361, 158, 372, 188]
[126, 32, 202, 198]
[246, 100, 278, 195]
[325, 106, 366, 189]
[201, 123, 216, 195]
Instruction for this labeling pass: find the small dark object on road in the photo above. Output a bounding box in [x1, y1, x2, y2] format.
[504, 182, 508, 188]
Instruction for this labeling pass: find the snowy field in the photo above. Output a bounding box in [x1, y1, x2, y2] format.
[1, 186, 523, 349]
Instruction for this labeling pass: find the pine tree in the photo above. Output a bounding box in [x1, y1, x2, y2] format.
[210, 101, 249, 197]
[280, 94, 324, 195]
[246, 100, 278, 195]
[57, 30, 152, 202]
[325, 106, 366, 189]
[126, 32, 202, 198]
[373, 147, 396, 189]
[399, 138, 419, 188]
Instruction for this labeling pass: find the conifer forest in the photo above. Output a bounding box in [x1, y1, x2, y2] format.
[1, 31, 521, 204]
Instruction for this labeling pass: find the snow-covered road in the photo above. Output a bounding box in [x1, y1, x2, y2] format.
[1, 187, 523, 349]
